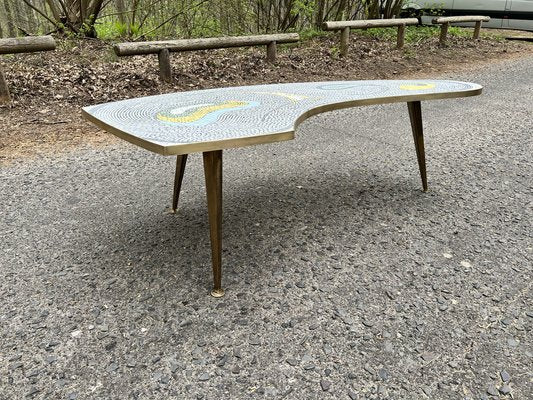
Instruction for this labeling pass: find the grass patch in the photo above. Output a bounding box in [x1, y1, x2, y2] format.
[355, 25, 478, 44]
[299, 28, 330, 41]
[447, 26, 472, 38]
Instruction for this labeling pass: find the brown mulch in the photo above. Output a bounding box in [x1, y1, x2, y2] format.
[1, 32, 532, 164]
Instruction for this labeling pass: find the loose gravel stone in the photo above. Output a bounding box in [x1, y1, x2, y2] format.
[106, 363, 118, 372]
[500, 370, 510, 382]
[378, 368, 389, 380]
[248, 336, 261, 345]
[499, 385, 511, 395]
[384, 341, 394, 352]
[303, 363, 315, 371]
[421, 352, 437, 362]
[104, 341, 116, 351]
[45, 355, 57, 364]
[198, 373, 209, 381]
[215, 354, 227, 367]
[9, 362, 23, 370]
[25, 387, 40, 398]
[486, 384, 499, 396]
[320, 380, 331, 391]
[286, 358, 298, 366]
[169, 360, 180, 373]
[501, 317, 513, 326]
[25, 370, 39, 378]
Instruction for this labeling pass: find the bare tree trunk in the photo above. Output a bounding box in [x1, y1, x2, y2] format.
[2, 0, 17, 37]
[115, 0, 126, 25]
[368, 0, 380, 19]
[315, 0, 326, 28]
[25, 1, 39, 33]
[335, 0, 347, 20]
[45, 0, 61, 22]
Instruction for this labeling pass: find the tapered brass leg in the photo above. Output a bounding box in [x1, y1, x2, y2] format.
[407, 101, 428, 192]
[203, 150, 224, 298]
[171, 154, 188, 213]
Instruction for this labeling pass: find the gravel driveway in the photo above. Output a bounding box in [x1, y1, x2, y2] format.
[1, 55, 531, 400]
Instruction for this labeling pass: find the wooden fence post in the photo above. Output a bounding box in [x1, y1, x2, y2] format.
[158, 48, 172, 83]
[340, 27, 350, 56]
[473, 21, 482, 39]
[266, 41, 277, 62]
[439, 22, 449, 45]
[397, 24, 406, 48]
[0, 68, 11, 104]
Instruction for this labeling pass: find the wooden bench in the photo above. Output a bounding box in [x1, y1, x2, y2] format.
[113, 33, 300, 83]
[0, 36, 56, 104]
[82, 79, 482, 297]
[432, 16, 490, 45]
[322, 18, 419, 55]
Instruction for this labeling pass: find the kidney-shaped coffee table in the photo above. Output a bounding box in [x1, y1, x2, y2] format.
[82, 80, 482, 297]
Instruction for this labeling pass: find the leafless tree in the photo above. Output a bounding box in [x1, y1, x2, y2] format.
[0, 0, 406, 39]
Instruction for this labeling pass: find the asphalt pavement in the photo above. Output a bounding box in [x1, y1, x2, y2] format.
[1, 55, 532, 399]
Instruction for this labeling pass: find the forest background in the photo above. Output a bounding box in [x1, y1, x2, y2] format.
[0, 0, 405, 39]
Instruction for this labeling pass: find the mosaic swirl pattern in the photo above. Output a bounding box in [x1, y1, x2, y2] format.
[82, 80, 481, 153]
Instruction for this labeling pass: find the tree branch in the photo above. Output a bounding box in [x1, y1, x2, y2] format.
[21, 0, 59, 27]
[134, 0, 210, 40]
[97, 0, 164, 20]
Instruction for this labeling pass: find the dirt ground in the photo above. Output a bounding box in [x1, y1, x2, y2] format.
[1, 30, 532, 165]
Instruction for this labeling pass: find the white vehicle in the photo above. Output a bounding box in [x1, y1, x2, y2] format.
[402, 0, 533, 31]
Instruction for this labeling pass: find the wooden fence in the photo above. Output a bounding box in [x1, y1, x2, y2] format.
[322, 18, 419, 55]
[432, 16, 490, 45]
[113, 33, 300, 82]
[0, 21, 493, 100]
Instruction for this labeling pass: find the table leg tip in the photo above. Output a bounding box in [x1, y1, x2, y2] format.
[211, 288, 225, 298]
[169, 208, 177, 214]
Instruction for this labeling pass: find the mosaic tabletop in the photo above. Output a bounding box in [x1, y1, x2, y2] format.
[82, 80, 482, 155]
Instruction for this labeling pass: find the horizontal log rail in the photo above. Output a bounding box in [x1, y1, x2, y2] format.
[432, 16, 490, 45]
[113, 33, 300, 82]
[322, 18, 419, 55]
[0, 35, 56, 55]
[0, 36, 56, 104]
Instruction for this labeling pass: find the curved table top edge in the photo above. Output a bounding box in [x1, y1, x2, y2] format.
[82, 82, 482, 156]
